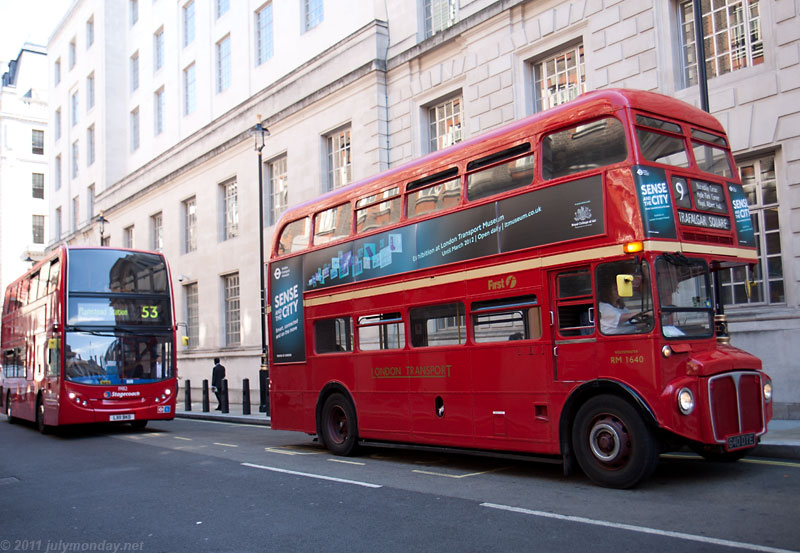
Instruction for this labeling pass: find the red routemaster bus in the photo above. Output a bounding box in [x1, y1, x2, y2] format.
[1, 247, 177, 432]
[267, 89, 773, 488]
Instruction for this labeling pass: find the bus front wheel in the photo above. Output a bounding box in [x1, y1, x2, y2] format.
[572, 395, 659, 489]
[320, 393, 358, 456]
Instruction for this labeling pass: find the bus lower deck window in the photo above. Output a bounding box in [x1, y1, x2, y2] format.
[314, 317, 353, 353]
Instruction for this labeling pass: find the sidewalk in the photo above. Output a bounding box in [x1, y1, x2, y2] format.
[174, 409, 800, 459]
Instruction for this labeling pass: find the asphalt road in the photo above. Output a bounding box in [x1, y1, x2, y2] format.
[1, 417, 799, 553]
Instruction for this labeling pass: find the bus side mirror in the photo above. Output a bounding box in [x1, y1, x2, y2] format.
[616, 274, 634, 298]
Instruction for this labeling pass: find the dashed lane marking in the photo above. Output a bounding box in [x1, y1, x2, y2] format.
[213, 442, 238, 448]
[242, 463, 382, 488]
[481, 503, 799, 553]
[328, 459, 366, 466]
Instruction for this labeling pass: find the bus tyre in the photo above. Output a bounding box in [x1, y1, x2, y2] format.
[36, 397, 50, 434]
[320, 393, 358, 456]
[5, 393, 14, 424]
[572, 395, 659, 489]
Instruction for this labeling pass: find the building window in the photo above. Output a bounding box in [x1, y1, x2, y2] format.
[424, 0, 458, 38]
[32, 216, 45, 245]
[256, 3, 274, 66]
[216, 35, 231, 93]
[87, 185, 95, 220]
[54, 207, 62, 241]
[86, 16, 94, 48]
[326, 127, 351, 191]
[55, 108, 61, 141]
[428, 96, 462, 152]
[130, 107, 140, 151]
[72, 196, 80, 233]
[184, 196, 197, 253]
[55, 155, 62, 190]
[183, 1, 195, 47]
[129, 0, 138, 26]
[679, 0, 763, 88]
[154, 28, 164, 72]
[86, 73, 95, 110]
[151, 212, 163, 250]
[269, 155, 288, 225]
[183, 63, 196, 115]
[154, 87, 165, 135]
[87, 125, 95, 166]
[71, 91, 79, 126]
[32, 129, 44, 155]
[223, 273, 240, 345]
[184, 283, 199, 347]
[124, 225, 135, 248]
[221, 178, 239, 240]
[721, 155, 784, 305]
[303, 0, 323, 32]
[71, 140, 79, 178]
[130, 51, 139, 92]
[54, 59, 61, 85]
[532, 44, 586, 113]
[216, 0, 229, 18]
[32, 173, 45, 199]
[69, 39, 76, 69]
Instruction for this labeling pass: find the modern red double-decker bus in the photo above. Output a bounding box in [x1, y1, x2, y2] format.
[1, 246, 177, 432]
[267, 89, 773, 488]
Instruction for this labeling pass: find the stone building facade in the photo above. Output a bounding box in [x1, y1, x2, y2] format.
[47, 0, 799, 416]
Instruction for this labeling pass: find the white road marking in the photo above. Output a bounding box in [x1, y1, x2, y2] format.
[242, 463, 382, 488]
[481, 503, 799, 553]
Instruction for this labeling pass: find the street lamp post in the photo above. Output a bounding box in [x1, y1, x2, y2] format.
[97, 211, 109, 245]
[253, 115, 270, 414]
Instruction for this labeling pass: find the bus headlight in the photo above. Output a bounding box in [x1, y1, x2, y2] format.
[763, 380, 773, 404]
[677, 387, 695, 415]
[164, 388, 172, 396]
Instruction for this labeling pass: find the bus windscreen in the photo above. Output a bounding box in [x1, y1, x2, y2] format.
[68, 249, 169, 294]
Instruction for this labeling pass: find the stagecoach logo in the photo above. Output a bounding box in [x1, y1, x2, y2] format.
[572, 204, 597, 229]
[273, 266, 290, 280]
[104, 390, 141, 399]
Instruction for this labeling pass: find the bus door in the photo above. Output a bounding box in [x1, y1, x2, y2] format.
[470, 292, 551, 443]
[43, 331, 61, 418]
[408, 300, 473, 443]
[550, 268, 598, 382]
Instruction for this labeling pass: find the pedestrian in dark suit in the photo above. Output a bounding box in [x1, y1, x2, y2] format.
[211, 357, 226, 410]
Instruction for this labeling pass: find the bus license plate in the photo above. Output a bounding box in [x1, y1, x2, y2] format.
[726, 432, 755, 451]
[109, 414, 135, 422]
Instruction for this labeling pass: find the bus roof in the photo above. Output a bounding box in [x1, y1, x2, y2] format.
[277, 88, 724, 227]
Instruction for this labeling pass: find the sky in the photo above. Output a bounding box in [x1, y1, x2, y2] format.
[0, 0, 71, 67]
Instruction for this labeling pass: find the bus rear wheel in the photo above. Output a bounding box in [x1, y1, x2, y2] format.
[5, 393, 14, 423]
[572, 395, 659, 489]
[36, 397, 50, 434]
[320, 393, 358, 456]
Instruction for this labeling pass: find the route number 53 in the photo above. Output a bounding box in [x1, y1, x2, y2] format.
[141, 305, 159, 319]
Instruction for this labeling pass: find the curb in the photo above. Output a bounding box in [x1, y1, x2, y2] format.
[176, 411, 270, 426]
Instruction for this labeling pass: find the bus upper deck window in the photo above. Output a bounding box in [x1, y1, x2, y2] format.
[692, 141, 733, 178]
[466, 144, 533, 201]
[314, 203, 352, 246]
[406, 177, 461, 219]
[277, 217, 310, 255]
[636, 126, 690, 168]
[542, 117, 627, 180]
[356, 187, 401, 234]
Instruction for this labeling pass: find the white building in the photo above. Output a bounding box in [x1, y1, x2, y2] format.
[48, 0, 800, 418]
[0, 44, 49, 298]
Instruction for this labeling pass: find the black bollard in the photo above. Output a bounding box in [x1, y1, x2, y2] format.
[202, 379, 210, 412]
[258, 367, 268, 413]
[242, 378, 251, 415]
[184, 379, 192, 411]
[221, 379, 229, 414]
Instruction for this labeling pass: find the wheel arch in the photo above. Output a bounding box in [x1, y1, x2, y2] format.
[559, 379, 658, 474]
